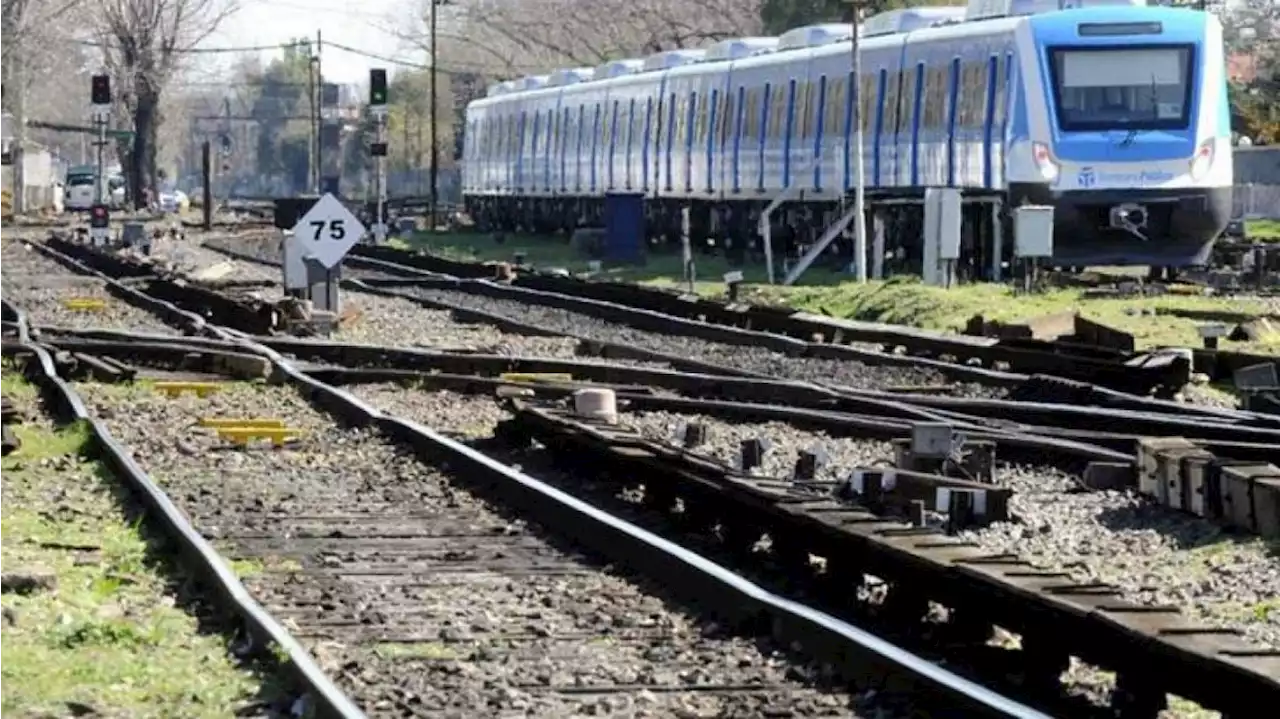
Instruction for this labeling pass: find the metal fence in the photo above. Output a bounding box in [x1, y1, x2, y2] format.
[1233, 184, 1280, 220]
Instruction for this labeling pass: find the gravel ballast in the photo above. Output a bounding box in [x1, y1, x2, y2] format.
[1, 239, 181, 335]
[392, 284, 1000, 394]
[964, 468, 1280, 652]
[77, 380, 881, 717]
[202, 234, 1002, 394]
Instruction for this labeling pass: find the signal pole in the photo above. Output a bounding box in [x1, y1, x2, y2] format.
[90, 74, 112, 206]
[370, 68, 389, 244]
[850, 1, 868, 282]
[428, 0, 439, 228]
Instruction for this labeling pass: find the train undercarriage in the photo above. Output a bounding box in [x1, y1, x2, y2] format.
[466, 186, 1229, 281]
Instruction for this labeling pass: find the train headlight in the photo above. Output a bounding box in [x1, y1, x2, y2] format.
[1189, 139, 1215, 181]
[1032, 142, 1059, 183]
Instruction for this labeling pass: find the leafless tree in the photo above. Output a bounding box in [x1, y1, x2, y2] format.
[93, 0, 237, 206]
[390, 0, 763, 80]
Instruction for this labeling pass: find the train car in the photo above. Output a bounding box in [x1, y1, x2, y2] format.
[463, 0, 1231, 271]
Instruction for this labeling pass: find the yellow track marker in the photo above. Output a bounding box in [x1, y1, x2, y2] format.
[63, 298, 107, 311]
[216, 427, 303, 448]
[498, 372, 574, 384]
[197, 418, 286, 429]
[154, 381, 222, 398]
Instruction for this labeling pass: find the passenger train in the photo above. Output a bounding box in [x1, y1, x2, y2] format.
[461, 0, 1232, 271]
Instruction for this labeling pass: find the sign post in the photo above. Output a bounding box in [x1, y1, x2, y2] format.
[288, 192, 367, 324]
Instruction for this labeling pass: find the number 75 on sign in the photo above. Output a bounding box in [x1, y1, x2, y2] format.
[290, 193, 367, 269]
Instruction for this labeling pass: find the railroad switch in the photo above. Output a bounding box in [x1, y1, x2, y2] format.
[793, 447, 830, 481]
[215, 426, 303, 448]
[197, 418, 285, 429]
[153, 381, 223, 398]
[739, 437, 771, 471]
[62, 298, 107, 311]
[678, 422, 707, 448]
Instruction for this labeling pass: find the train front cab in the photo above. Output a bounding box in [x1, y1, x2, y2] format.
[1009, 7, 1232, 268]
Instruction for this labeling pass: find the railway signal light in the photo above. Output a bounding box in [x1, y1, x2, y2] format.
[91, 75, 111, 105]
[89, 203, 109, 228]
[369, 69, 388, 106]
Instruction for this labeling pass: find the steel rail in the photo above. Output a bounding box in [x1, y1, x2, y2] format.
[0, 317, 363, 718]
[12, 234, 1051, 716]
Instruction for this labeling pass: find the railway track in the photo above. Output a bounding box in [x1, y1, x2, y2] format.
[74, 379, 888, 717]
[3, 230, 1047, 716]
[199, 231, 1019, 394]
[7, 226, 1280, 716]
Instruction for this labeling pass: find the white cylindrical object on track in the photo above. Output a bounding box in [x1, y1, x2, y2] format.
[573, 388, 618, 424]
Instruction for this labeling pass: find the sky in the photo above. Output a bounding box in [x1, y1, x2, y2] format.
[198, 0, 429, 85]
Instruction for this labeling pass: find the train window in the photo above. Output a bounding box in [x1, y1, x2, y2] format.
[824, 77, 844, 137]
[741, 87, 759, 141]
[859, 71, 876, 133]
[669, 93, 679, 145]
[992, 54, 1010, 130]
[958, 61, 986, 128]
[717, 90, 731, 146]
[793, 80, 810, 140]
[900, 68, 919, 136]
[599, 101, 611, 149]
[923, 66, 948, 130]
[881, 71, 900, 137]
[693, 91, 708, 146]
[766, 83, 784, 139]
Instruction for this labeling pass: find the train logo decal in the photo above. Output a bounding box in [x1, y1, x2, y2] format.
[1076, 167, 1097, 189]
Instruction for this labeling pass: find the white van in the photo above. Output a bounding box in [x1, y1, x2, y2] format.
[65, 174, 126, 211]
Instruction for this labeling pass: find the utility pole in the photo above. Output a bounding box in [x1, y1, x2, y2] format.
[13, 51, 27, 215]
[307, 40, 319, 195]
[850, 1, 868, 283]
[314, 29, 323, 195]
[429, 0, 439, 227]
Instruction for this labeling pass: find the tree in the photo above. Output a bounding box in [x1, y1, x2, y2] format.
[761, 0, 963, 34]
[241, 41, 314, 192]
[95, 0, 237, 207]
[1222, 0, 1280, 143]
[395, 0, 763, 80]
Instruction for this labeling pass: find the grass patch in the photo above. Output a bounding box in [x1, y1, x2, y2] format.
[400, 232, 1280, 353]
[396, 231, 852, 287]
[1246, 218, 1280, 241]
[1, 413, 281, 716]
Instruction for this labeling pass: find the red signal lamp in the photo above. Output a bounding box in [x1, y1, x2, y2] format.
[89, 203, 109, 228]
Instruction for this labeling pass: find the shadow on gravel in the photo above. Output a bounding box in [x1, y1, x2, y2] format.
[1093, 500, 1280, 561]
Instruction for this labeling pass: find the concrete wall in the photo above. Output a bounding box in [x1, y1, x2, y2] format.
[1, 147, 64, 212]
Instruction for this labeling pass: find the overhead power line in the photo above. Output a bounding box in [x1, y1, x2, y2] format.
[72, 38, 311, 54]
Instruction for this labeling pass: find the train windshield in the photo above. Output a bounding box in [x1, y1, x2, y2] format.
[1049, 45, 1193, 132]
[66, 175, 95, 187]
